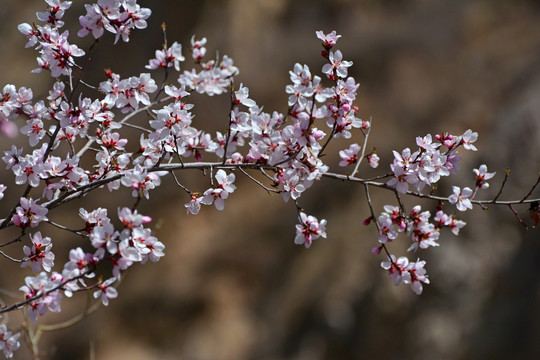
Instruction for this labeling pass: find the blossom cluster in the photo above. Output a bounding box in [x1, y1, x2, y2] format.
[78, 0, 151, 43]
[374, 203, 465, 294]
[374, 157, 495, 293]
[0, 1, 530, 357]
[386, 131, 477, 194]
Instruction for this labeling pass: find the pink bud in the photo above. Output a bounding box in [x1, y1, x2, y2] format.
[371, 246, 382, 255]
[363, 217, 372, 226]
[142, 216, 152, 224]
[399, 219, 407, 230]
[328, 103, 338, 113]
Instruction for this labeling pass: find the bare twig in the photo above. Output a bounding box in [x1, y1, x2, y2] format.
[520, 173, 540, 203]
[239, 168, 280, 194]
[351, 118, 372, 177]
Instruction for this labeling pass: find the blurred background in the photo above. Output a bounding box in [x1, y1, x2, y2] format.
[0, 0, 539, 359]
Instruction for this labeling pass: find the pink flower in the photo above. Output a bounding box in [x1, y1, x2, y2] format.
[381, 255, 409, 286]
[120, 164, 163, 199]
[93, 278, 118, 306]
[461, 129, 478, 151]
[215, 169, 236, 193]
[22, 232, 55, 273]
[322, 50, 353, 79]
[12, 197, 49, 228]
[315, 30, 341, 49]
[448, 186, 473, 211]
[0, 324, 21, 358]
[234, 84, 256, 108]
[20, 118, 46, 146]
[473, 164, 495, 189]
[338, 143, 360, 167]
[146, 41, 185, 71]
[185, 195, 202, 215]
[190, 36, 207, 61]
[201, 188, 228, 211]
[294, 212, 327, 248]
[377, 213, 398, 243]
[64, 247, 98, 277]
[387, 165, 419, 194]
[19, 272, 63, 323]
[403, 259, 430, 295]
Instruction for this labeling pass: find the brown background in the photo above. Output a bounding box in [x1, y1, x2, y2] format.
[0, 0, 539, 359]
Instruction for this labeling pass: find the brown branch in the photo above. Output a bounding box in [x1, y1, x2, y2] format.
[493, 169, 510, 202]
[0, 271, 89, 316]
[520, 173, 540, 203]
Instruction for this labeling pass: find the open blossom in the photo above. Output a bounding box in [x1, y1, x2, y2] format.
[215, 169, 236, 193]
[12, 197, 48, 228]
[120, 164, 163, 199]
[190, 35, 207, 61]
[382, 255, 429, 294]
[461, 129, 478, 151]
[448, 186, 473, 211]
[12, 154, 46, 187]
[146, 41, 185, 71]
[294, 212, 327, 248]
[20, 118, 46, 146]
[381, 255, 409, 286]
[22, 232, 55, 273]
[387, 165, 419, 194]
[93, 278, 118, 306]
[402, 259, 430, 295]
[201, 188, 228, 210]
[433, 210, 465, 235]
[322, 50, 352, 79]
[198, 170, 236, 211]
[64, 247, 99, 278]
[234, 84, 256, 108]
[0, 324, 20, 358]
[118, 207, 152, 230]
[338, 143, 361, 167]
[185, 195, 202, 215]
[473, 164, 495, 189]
[407, 221, 440, 252]
[315, 30, 341, 49]
[19, 272, 63, 323]
[377, 213, 398, 243]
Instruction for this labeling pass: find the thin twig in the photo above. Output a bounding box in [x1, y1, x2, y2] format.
[45, 220, 87, 238]
[520, 173, 540, 203]
[239, 168, 280, 194]
[351, 118, 372, 177]
[493, 169, 509, 202]
[0, 251, 24, 263]
[508, 204, 528, 230]
[169, 171, 191, 195]
[222, 83, 236, 165]
[0, 232, 26, 248]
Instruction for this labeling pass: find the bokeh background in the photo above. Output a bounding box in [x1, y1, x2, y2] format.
[0, 0, 540, 359]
